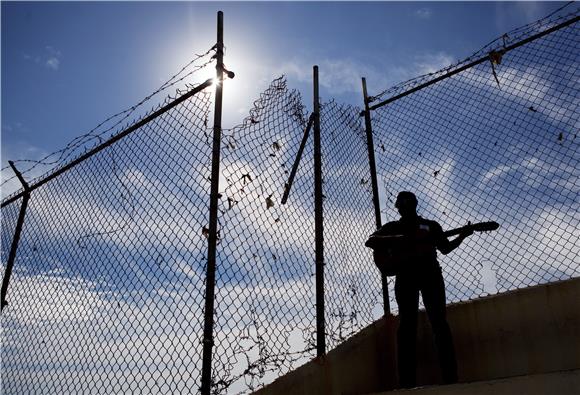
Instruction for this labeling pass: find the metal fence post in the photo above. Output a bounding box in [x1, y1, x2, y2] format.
[1, 161, 31, 311]
[201, 10, 224, 395]
[362, 78, 391, 315]
[313, 65, 326, 356]
[281, 113, 314, 205]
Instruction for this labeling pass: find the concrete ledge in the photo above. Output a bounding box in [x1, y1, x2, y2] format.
[447, 277, 580, 383]
[254, 277, 580, 395]
[254, 315, 399, 395]
[375, 369, 580, 395]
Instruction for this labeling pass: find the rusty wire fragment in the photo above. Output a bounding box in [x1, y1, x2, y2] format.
[266, 194, 274, 209]
[489, 50, 504, 88]
[241, 173, 253, 184]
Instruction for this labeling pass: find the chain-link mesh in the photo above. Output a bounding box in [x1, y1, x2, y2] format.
[1, 86, 213, 394]
[210, 78, 316, 394]
[1, 7, 579, 395]
[0, 197, 21, 272]
[208, 88, 391, 393]
[369, 14, 579, 309]
[319, 101, 383, 349]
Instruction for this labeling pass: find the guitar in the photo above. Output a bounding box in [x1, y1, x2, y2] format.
[443, 221, 499, 237]
[367, 221, 499, 276]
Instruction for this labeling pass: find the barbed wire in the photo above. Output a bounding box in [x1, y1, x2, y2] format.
[1, 45, 217, 192]
[369, 1, 579, 105]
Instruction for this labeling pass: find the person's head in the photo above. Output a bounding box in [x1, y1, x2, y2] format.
[395, 191, 418, 218]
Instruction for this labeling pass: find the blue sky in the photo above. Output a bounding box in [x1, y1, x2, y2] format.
[1, 2, 578, 394]
[1, 1, 569, 187]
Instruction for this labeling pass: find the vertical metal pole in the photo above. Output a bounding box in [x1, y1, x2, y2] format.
[313, 65, 326, 356]
[201, 10, 224, 395]
[362, 78, 390, 315]
[1, 161, 31, 311]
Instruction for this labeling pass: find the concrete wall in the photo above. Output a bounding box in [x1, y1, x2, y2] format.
[253, 277, 580, 395]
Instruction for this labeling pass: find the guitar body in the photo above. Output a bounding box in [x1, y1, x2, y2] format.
[373, 249, 401, 277]
[372, 243, 426, 277]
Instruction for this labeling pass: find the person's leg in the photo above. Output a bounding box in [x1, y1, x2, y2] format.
[395, 274, 420, 388]
[421, 267, 458, 384]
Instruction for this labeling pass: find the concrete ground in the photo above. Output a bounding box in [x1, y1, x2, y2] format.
[373, 369, 580, 395]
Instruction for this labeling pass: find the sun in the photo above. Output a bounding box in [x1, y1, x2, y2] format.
[210, 78, 221, 88]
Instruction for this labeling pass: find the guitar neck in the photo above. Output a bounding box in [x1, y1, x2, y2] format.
[444, 225, 470, 238]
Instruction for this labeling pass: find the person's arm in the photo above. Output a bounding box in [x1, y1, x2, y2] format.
[436, 222, 473, 255]
[365, 224, 392, 249]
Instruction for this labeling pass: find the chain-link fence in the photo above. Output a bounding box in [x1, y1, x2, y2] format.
[320, 100, 383, 349]
[1, 84, 214, 393]
[205, 91, 390, 393]
[1, 5, 579, 395]
[210, 78, 316, 393]
[367, 8, 579, 309]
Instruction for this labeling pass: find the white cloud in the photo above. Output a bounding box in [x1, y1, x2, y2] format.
[1, 256, 319, 394]
[514, 2, 544, 24]
[46, 57, 60, 70]
[22, 53, 41, 63]
[21, 46, 62, 71]
[273, 52, 454, 97]
[275, 57, 395, 95]
[453, 63, 576, 126]
[45, 45, 61, 57]
[494, 2, 550, 33]
[374, 119, 579, 303]
[44, 46, 62, 70]
[2, 272, 207, 394]
[415, 8, 432, 20]
[414, 52, 454, 74]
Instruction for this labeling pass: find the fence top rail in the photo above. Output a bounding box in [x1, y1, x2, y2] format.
[1, 79, 213, 209]
[364, 9, 579, 114]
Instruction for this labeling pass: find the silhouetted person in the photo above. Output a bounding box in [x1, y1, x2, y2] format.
[366, 191, 473, 388]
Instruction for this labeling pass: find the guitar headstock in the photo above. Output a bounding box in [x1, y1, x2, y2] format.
[472, 221, 499, 232]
